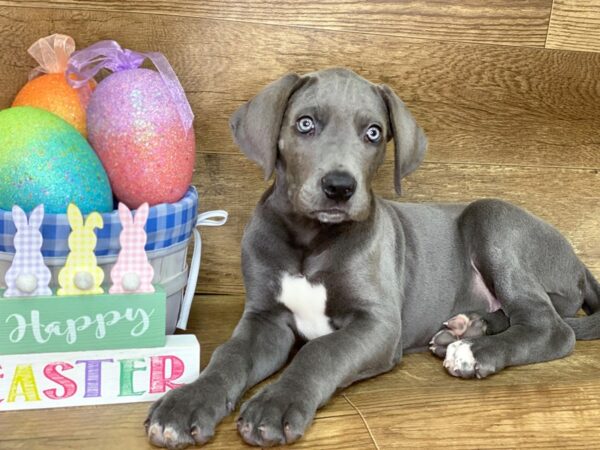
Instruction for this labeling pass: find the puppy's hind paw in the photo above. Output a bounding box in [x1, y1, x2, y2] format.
[429, 328, 459, 357]
[443, 340, 478, 378]
[429, 313, 487, 358]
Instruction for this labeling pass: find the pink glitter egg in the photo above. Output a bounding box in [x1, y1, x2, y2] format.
[86, 68, 195, 208]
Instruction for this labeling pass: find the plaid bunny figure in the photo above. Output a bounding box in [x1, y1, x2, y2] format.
[57, 204, 104, 295]
[110, 202, 154, 294]
[4, 205, 52, 297]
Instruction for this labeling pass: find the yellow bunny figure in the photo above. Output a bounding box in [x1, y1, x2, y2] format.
[57, 204, 105, 295]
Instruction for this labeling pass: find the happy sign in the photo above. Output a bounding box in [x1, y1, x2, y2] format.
[0, 335, 199, 411]
[0, 288, 166, 355]
[6, 307, 153, 344]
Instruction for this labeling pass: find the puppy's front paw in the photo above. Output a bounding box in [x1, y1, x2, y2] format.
[237, 385, 316, 447]
[145, 379, 232, 449]
[429, 313, 487, 357]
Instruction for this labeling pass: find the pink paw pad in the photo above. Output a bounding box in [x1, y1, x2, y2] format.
[429, 313, 487, 358]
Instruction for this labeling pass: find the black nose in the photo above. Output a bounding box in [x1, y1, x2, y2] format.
[321, 171, 357, 202]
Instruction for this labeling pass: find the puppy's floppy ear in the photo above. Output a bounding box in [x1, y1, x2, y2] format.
[379, 84, 427, 195]
[230, 73, 305, 180]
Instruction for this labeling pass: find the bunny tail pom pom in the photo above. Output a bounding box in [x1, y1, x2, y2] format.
[122, 272, 141, 292]
[74, 271, 94, 290]
[16, 274, 38, 293]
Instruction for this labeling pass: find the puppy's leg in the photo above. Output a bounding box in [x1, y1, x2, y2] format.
[443, 271, 575, 379]
[146, 311, 295, 449]
[236, 312, 399, 447]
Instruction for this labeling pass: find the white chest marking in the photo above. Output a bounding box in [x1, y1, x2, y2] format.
[277, 273, 334, 340]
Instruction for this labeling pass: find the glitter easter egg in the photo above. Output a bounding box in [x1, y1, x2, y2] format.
[87, 68, 195, 209]
[0, 107, 113, 214]
[13, 34, 93, 137]
[13, 73, 93, 137]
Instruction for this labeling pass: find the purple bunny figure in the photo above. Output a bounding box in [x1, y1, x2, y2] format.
[4, 205, 52, 297]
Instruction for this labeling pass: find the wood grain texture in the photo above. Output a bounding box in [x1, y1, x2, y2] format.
[1, 4, 600, 447]
[547, 0, 600, 52]
[346, 352, 600, 448]
[342, 338, 600, 448]
[0, 411, 376, 450]
[193, 153, 600, 294]
[0, 394, 373, 450]
[178, 295, 600, 449]
[4, 294, 600, 449]
[0, 295, 373, 450]
[0, 0, 554, 48]
[1, 7, 599, 168]
[2, 6, 598, 295]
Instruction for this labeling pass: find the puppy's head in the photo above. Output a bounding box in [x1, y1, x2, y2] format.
[230, 68, 427, 224]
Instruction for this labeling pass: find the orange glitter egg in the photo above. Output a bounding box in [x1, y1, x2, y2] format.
[12, 73, 94, 136]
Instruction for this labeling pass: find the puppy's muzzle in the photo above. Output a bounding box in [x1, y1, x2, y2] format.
[321, 171, 356, 202]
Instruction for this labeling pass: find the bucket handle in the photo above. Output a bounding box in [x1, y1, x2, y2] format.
[176, 210, 228, 330]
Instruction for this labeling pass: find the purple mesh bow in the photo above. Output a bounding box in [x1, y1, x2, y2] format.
[66, 40, 194, 133]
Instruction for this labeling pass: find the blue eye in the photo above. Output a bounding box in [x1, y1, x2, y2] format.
[366, 125, 382, 143]
[296, 116, 315, 134]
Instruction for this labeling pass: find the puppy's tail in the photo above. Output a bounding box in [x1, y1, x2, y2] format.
[565, 267, 600, 340]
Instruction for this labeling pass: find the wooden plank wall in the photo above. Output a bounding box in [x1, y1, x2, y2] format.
[1, 3, 600, 449]
[0, 1, 599, 297]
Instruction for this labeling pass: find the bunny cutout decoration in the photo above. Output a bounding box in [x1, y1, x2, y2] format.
[57, 204, 104, 295]
[4, 205, 52, 297]
[110, 202, 154, 294]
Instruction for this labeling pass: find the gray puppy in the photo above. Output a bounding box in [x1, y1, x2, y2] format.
[146, 68, 600, 449]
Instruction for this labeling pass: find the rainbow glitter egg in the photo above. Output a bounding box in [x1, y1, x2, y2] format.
[87, 68, 195, 209]
[0, 106, 113, 214]
[12, 73, 94, 137]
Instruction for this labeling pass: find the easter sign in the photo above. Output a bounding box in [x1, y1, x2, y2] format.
[0, 335, 200, 411]
[0, 288, 166, 355]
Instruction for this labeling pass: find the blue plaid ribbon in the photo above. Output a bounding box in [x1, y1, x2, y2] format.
[0, 187, 198, 258]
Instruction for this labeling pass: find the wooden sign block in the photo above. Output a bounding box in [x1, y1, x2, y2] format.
[0, 287, 166, 355]
[0, 334, 200, 411]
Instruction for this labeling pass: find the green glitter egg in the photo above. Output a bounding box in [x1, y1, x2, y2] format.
[0, 106, 113, 213]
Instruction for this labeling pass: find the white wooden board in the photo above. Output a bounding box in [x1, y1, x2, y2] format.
[0, 334, 200, 411]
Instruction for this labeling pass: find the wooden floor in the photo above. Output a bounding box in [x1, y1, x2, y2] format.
[2, 0, 600, 448]
[4, 294, 600, 449]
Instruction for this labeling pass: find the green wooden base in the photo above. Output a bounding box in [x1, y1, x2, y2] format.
[0, 286, 166, 355]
